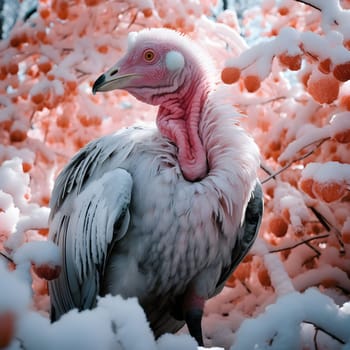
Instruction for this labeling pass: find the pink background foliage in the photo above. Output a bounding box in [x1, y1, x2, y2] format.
[0, 0, 349, 349]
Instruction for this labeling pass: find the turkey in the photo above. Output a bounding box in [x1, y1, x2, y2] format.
[48, 28, 263, 346]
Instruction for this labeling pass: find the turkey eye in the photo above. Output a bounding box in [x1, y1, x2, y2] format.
[143, 49, 155, 62]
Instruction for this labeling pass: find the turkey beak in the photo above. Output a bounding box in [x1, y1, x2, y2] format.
[92, 66, 141, 95]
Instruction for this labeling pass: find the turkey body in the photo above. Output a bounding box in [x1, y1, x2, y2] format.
[48, 28, 263, 344]
[49, 121, 261, 336]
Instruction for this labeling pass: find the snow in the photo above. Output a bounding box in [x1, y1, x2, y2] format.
[13, 240, 60, 266]
[14, 294, 221, 350]
[263, 252, 295, 295]
[279, 111, 350, 163]
[330, 111, 350, 137]
[231, 288, 350, 350]
[302, 161, 350, 183]
[0, 261, 31, 313]
[0, 0, 349, 349]
[157, 334, 198, 350]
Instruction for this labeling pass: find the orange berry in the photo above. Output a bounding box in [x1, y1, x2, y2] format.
[8, 63, 18, 75]
[278, 6, 289, 15]
[269, 216, 288, 237]
[333, 129, 350, 143]
[321, 279, 337, 288]
[38, 228, 49, 236]
[342, 231, 350, 244]
[40, 196, 50, 206]
[91, 115, 102, 126]
[31, 93, 44, 104]
[300, 178, 316, 198]
[221, 67, 241, 84]
[0, 120, 12, 132]
[33, 263, 61, 280]
[10, 129, 27, 142]
[281, 208, 290, 222]
[233, 263, 251, 282]
[225, 274, 237, 287]
[279, 53, 302, 71]
[243, 254, 253, 263]
[56, 114, 70, 128]
[243, 75, 261, 92]
[66, 80, 77, 90]
[36, 31, 48, 43]
[313, 181, 346, 202]
[78, 114, 90, 127]
[84, 0, 100, 5]
[97, 45, 108, 54]
[340, 95, 350, 111]
[22, 162, 32, 173]
[9, 35, 21, 47]
[344, 40, 350, 50]
[58, 8, 68, 20]
[258, 268, 271, 287]
[318, 58, 332, 74]
[47, 74, 55, 81]
[38, 61, 52, 73]
[0, 311, 15, 348]
[39, 8, 50, 19]
[55, 1, 69, 20]
[0, 66, 7, 80]
[175, 17, 186, 28]
[142, 8, 153, 17]
[268, 140, 281, 152]
[333, 62, 350, 82]
[307, 73, 340, 104]
[300, 70, 311, 87]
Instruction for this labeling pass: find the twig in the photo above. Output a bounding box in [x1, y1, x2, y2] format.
[0, 250, 14, 263]
[309, 206, 345, 254]
[260, 163, 276, 180]
[127, 10, 138, 29]
[269, 233, 329, 253]
[304, 240, 321, 256]
[261, 161, 293, 184]
[313, 327, 319, 350]
[240, 96, 287, 107]
[303, 320, 346, 345]
[294, 0, 339, 25]
[261, 138, 328, 184]
[309, 207, 331, 231]
[294, 0, 321, 12]
[240, 280, 252, 294]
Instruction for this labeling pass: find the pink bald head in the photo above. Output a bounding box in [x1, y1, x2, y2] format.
[93, 28, 214, 181]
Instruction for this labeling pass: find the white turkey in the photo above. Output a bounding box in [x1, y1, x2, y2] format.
[48, 28, 263, 346]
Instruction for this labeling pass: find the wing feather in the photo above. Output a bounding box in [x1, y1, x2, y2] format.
[216, 181, 263, 291]
[49, 166, 132, 320]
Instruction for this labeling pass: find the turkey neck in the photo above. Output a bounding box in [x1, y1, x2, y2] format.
[156, 72, 210, 182]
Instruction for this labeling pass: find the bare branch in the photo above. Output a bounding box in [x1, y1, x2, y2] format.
[309, 207, 345, 254]
[303, 320, 346, 345]
[313, 327, 319, 350]
[260, 163, 276, 180]
[261, 138, 328, 184]
[294, 0, 339, 25]
[0, 250, 13, 263]
[269, 233, 329, 253]
[304, 240, 321, 256]
[309, 207, 331, 231]
[240, 96, 287, 108]
[294, 0, 322, 12]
